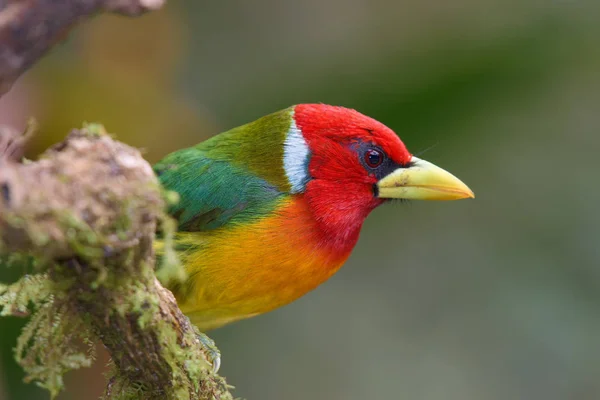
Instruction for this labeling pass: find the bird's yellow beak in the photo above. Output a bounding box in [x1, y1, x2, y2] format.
[377, 156, 474, 200]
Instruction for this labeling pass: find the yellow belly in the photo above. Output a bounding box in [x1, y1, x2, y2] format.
[165, 197, 350, 331]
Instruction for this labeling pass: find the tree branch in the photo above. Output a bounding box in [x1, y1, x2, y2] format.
[0, 0, 165, 96]
[0, 126, 233, 399]
[0, 2, 234, 398]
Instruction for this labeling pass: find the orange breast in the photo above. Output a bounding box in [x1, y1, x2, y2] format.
[173, 196, 352, 331]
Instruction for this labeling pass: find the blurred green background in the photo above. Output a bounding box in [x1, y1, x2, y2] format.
[1, 1, 599, 399]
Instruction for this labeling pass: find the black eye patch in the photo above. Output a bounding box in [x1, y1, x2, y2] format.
[355, 142, 407, 181]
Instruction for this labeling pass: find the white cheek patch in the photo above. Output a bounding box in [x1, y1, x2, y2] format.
[283, 119, 311, 193]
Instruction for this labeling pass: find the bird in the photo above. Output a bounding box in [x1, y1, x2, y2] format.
[154, 104, 474, 367]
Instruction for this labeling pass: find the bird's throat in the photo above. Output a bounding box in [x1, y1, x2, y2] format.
[304, 180, 380, 254]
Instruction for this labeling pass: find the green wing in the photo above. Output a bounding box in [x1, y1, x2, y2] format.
[154, 147, 283, 232]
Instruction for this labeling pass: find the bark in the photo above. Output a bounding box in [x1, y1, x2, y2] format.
[0, 0, 165, 96]
[0, 3, 234, 397]
[0, 127, 233, 400]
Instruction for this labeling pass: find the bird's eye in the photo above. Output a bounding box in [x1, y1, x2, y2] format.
[364, 148, 384, 168]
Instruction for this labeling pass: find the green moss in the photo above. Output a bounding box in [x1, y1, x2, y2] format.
[128, 267, 160, 328]
[1, 274, 95, 399]
[81, 122, 108, 137]
[0, 253, 37, 271]
[155, 214, 186, 285]
[0, 273, 51, 316]
[0, 131, 232, 399]
[58, 211, 105, 260]
[16, 301, 96, 399]
[163, 190, 181, 207]
[101, 364, 147, 400]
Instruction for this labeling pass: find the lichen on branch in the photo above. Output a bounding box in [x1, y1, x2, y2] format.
[0, 126, 233, 400]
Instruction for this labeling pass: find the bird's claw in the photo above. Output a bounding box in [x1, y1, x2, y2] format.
[196, 331, 221, 373]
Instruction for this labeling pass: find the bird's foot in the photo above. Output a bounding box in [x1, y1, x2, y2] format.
[196, 331, 221, 373]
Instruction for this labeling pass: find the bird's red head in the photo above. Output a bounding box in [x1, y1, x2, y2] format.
[295, 104, 412, 168]
[285, 104, 473, 252]
[287, 104, 410, 249]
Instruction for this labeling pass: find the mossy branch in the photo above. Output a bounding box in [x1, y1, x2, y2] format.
[0, 126, 234, 400]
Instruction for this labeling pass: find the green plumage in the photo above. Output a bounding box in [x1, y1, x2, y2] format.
[153, 107, 294, 231]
